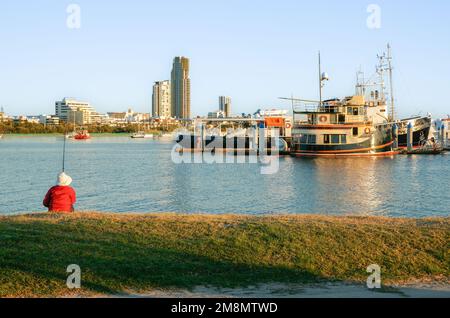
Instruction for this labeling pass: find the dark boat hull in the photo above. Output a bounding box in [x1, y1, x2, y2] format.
[175, 135, 287, 153]
[397, 116, 431, 148]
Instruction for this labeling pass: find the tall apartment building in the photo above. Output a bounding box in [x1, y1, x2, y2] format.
[219, 96, 232, 117]
[55, 98, 97, 125]
[152, 80, 171, 118]
[171, 57, 191, 119]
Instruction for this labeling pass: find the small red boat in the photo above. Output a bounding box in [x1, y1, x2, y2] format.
[74, 130, 91, 140]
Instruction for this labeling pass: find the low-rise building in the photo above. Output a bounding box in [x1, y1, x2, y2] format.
[107, 112, 127, 123]
[13, 116, 28, 124]
[107, 109, 151, 124]
[26, 116, 41, 124]
[208, 110, 226, 119]
[39, 115, 60, 125]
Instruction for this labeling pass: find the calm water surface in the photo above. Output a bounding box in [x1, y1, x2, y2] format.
[0, 136, 449, 217]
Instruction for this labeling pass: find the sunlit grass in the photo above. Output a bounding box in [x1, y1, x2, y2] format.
[0, 213, 448, 297]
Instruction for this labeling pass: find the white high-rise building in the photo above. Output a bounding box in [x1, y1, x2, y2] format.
[55, 98, 97, 125]
[152, 81, 171, 118]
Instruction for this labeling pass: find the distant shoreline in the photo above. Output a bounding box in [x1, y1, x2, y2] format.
[2, 133, 134, 137]
[1, 212, 448, 298]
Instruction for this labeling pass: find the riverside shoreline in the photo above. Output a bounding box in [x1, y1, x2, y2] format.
[0, 212, 448, 298]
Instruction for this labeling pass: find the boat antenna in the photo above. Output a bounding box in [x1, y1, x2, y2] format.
[387, 43, 395, 121]
[291, 93, 295, 114]
[318, 51, 329, 107]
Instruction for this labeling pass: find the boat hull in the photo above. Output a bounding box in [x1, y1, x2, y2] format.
[397, 116, 431, 148]
[74, 135, 91, 140]
[176, 135, 286, 152]
[131, 135, 153, 139]
[291, 124, 396, 157]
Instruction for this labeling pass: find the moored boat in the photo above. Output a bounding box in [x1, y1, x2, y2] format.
[406, 138, 444, 154]
[290, 96, 396, 157]
[74, 130, 91, 140]
[66, 132, 75, 139]
[396, 115, 432, 148]
[131, 131, 153, 139]
[288, 46, 398, 157]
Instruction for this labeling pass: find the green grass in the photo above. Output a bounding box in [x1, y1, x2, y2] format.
[0, 213, 448, 297]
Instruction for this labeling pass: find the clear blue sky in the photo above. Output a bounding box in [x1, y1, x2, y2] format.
[1, 0, 449, 118]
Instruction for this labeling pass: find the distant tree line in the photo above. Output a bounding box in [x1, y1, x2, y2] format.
[0, 122, 179, 134]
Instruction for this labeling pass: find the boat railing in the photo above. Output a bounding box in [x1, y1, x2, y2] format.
[293, 104, 343, 114]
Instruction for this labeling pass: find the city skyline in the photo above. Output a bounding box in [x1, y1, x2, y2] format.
[0, 1, 450, 118]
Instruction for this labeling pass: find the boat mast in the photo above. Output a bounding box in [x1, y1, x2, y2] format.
[387, 44, 395, 121]
[377, 54, 385, 101]
[318, 51, 322, 107]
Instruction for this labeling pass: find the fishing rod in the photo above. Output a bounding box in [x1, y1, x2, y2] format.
[62, 124, 68, 172]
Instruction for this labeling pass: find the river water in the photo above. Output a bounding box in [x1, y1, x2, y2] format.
[0, 136, 448, 217]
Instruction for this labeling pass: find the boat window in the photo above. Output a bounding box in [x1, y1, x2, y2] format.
[331, 135, 340, 144]
[338, 114, 346, 123]
[347, 107, 352, 115]
[308, 135, 316, 144]
[324, 134, 330, 144]
[340, 135, 347, 144]
[353, 107, 359, 116]
[353, 127, 358, 136]
[300, 135, 307, 143]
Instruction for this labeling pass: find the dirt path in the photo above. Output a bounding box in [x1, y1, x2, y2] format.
[120, 281, 450, 298]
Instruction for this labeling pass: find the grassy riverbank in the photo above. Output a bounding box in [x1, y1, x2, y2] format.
[0, 213, 448, 297]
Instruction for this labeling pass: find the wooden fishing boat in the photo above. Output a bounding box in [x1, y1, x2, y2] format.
[287, 45, 398, 157]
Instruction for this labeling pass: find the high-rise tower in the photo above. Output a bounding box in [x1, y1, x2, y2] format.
[171, 57, 191, 119]
[152, 80, 171, 118]
[219, 96, 231, 118]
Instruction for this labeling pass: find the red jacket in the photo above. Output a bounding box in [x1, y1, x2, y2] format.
[43, 186, 76, 212]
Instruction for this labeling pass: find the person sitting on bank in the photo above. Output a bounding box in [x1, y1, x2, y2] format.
[43, 172, 76, 213]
